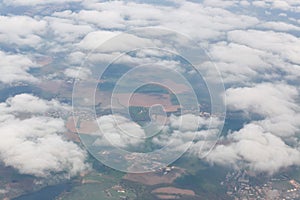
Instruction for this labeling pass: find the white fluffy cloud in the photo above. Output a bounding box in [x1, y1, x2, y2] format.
[209, 42, 272, 83]
[93, 115, 146, 148]
[76, 10, 125, 29]
[260, 21, 300, 32]
[64, 67, 92, 80]
[77, 30, 120, 50]
[205, 82, 300, 173]
[152, 114, 222, 157]
[226, 83, 298, 117]
[0, 51, 40, 84]
[251, 0, 300, 12]
[0, 93, 69, 114]
[3, 0, 82, 6]
[46, 17, 94, 43]
[209, 39, 300, 83]
[51, 1, 259, 42]
[0, 15, 46, 48]
[207, 124, 300, 174]
[226, 83, 300, 138]
[228, 29, 300, 64]
[0, 94, 88, 177]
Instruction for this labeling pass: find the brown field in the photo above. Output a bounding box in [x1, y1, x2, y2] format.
[78, 120, 99, 134]
[81, 179, 102, 184]
[123, 168, 185, 186]
[160, 79, 190, 94]
[95, 91, 113, 107]
[34, 56, 53, 66]
[64, 131, 81, 143]
[66, 116, 78, 133]
[38, 80, 67, 94]
[66, 116, 99, 135]
[152, 187, 195, 196]
[156, 194, 179, 199]
[112, 93, 180, 112]
[65, 116, 81, 142]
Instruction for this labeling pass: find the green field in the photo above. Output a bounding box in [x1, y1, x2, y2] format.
[60, 171, 136, 200]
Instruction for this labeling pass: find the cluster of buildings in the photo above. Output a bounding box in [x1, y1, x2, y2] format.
[223, 170, 300, 200]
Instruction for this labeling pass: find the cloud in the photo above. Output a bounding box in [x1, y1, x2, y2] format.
[226, 82, 300, 138]
[93, 115, 146, 149]
[3, 0, 82, 6]
[64, 67, 92, 80]
[76, 10, 125, 29]
[77, 30, 120, 50]
[0, 51, 40, 84]
[207, 123, 300, 174]
[209, 39, 300, 83]
[0, 94, 88, 177]
[52, 9, 125, 30]
[91, 113, 221, 158]
[203, 0, 241, 8]
[272, 0, 291, 10]
[228, 29, 300, 64]
[53, 1, 259, 42]
[152, 114, 222, 156]
[208, 42, 272, 83]
[169, 114, 208, 132]
[250, 0, 300, 12]
[260, 21, 300, 32]
[0, 93, 69, 114]
[45, 16, 94, 43]
[0, 15, 46, 48]
[205, 82, 300, 173]
[226, 82, 298, 117]
[257, 114, 300, 138]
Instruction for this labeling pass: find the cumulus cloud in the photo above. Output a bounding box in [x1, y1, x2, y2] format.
[208, 42, 272, 83]
[227, 29, 300, 64]
[45, 16, 94, 43]
[64, 67, 92, 80]
[93, 115, 146, 149]
[226, 82, 300, 138]
[203, 0, 241, 8]
[0, 94, 88, 177]
[169, 114, 209, 132]
[226, 82, 298, 117]
[75, 10, 125, 29]
[77, 30, 120, 50]
[204, 82, 300, 173]
[0, 93, 69, 114]
[0, 51, 40, 84]
[90, 113, 221, 158]
[3, 0, 82, 6]
[152, 114, 222, 156]
[250, 0, 300, 12]
[209, 39, 300, 83]
[52, 1, 259, 43]
[207, 124, 300, 174]
[0, 15, 46, 48]
[260, 21, 300, 32]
